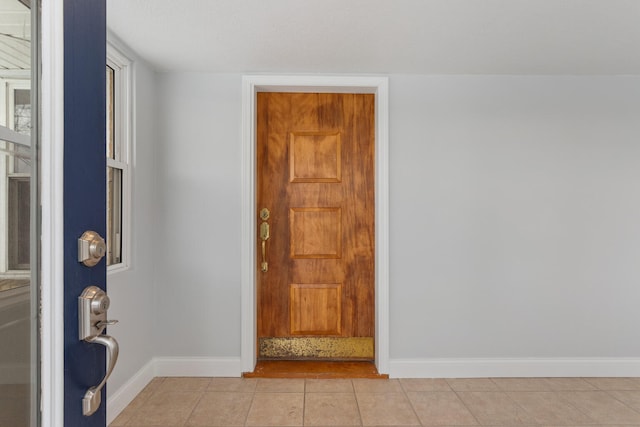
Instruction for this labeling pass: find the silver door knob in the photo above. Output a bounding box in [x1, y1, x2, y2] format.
[78, 230, 106, 267]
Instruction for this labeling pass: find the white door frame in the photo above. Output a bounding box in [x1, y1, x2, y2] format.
[240, 75, 389, 374]
[40, 1, 65, 426]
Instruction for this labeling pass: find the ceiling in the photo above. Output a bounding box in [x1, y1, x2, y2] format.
[107, 0, 640, 75]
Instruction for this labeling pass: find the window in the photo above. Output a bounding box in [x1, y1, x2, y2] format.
[0, 79, 31, 282]
[106, 44, 131, 271]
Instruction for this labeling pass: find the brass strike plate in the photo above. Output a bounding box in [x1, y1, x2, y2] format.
[260, 208, 270, 221]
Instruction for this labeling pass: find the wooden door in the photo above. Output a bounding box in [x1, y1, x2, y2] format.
[257, 92, 375, 360]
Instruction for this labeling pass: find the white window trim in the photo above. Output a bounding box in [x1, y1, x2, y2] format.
[106, 43, 132, 274]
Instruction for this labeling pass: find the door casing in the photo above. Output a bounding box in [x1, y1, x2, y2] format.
[241, 75, 389, 374]
[40, 1, 65, 426]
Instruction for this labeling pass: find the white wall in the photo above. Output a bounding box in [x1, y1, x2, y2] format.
[151, 74, 640, 369]
[106, 41, 158, 397]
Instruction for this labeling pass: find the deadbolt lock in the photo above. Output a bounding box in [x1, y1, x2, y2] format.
[260, 208, 270, 221]
[78, 231, 106, 267]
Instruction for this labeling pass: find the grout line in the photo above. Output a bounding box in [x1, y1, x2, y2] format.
[450, 389, 482, 427]
[402, 385, 425, 426]
[351, 379, 364, 426]
[602, 388, 640, 416]
[302, 378, 306, 426]
[243, 383, 257, 427]
[554, 391, 599, 425]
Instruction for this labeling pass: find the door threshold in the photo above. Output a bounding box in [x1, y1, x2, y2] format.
[243, 360, 388, 379]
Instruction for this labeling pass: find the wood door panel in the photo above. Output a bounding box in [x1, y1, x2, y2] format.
[290, 131, 341, 183]
[290, 207, 342, 258]
[257, 92, 375, 355]
[290, 284, 342, 335]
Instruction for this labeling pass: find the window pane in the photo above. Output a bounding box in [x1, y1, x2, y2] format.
[8, 177, 30, 269]
[107, 166, 122, 265]
[9, 88, 31, 174]
[13, 89, 31, 134]
[106, 65, 115, 159]
[11, 143, 30, 174]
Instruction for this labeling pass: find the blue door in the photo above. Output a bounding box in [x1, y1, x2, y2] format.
[63, 0, 108, 426]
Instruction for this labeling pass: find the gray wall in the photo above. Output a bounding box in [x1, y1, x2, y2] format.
[153, 73, 640, 360]
[154, 74, 242, 357]
[389, 76, 640, 358]
[111, 73, 640, 392]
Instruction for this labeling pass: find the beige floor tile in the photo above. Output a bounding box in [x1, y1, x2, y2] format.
[245, 392, 304, 426]
[143, 377, 166, 392]
[584, 377, 640, 390]
[446, 378, 500, 392]
[608, 390, 640, 411]
[306, 379, 354, 393]
[542, 377, 598, 391]
[124, 425, 184, 427]
[304, 392, 361, 426]
[208, 377, 257, 392]
[357, 392, 420, 426]
[457, 391, 536, 425]
[186, 391, 253, 426]
[109, 376, 640, 427]
[507, 391, 594, 425]
[407, 391, 478, 426]
[126, 390, 202, 426]
[557, 391, 640, 424]
[109, 405, 137, 426]
[127, 378, 165, 407]
[353, 379, 403, 393]
[156, 377, 211, 392]
[111, 380, 169, 426]
[400, 378, 451, 392]
[256, 378, 305, 392]
[491, 377, 554, 391]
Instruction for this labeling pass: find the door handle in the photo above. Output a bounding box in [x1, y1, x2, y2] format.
[260, 221, 270, 272]
[82, 334, 119, 416]
[259, 208, 270, 272]
[78, 286, 120, 416]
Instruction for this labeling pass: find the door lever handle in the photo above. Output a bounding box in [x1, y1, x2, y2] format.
[82, 334, 119, 416]
[78, 286, 120, 416]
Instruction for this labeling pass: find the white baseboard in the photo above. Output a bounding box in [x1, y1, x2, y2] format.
[107, 359, 155, 425]
[153, 356, 242, 377]
[107, 357, 241, 424]
[389, 358, 640, 378]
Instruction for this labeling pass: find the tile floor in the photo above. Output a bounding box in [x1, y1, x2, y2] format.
[109, 377, 640, 427]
